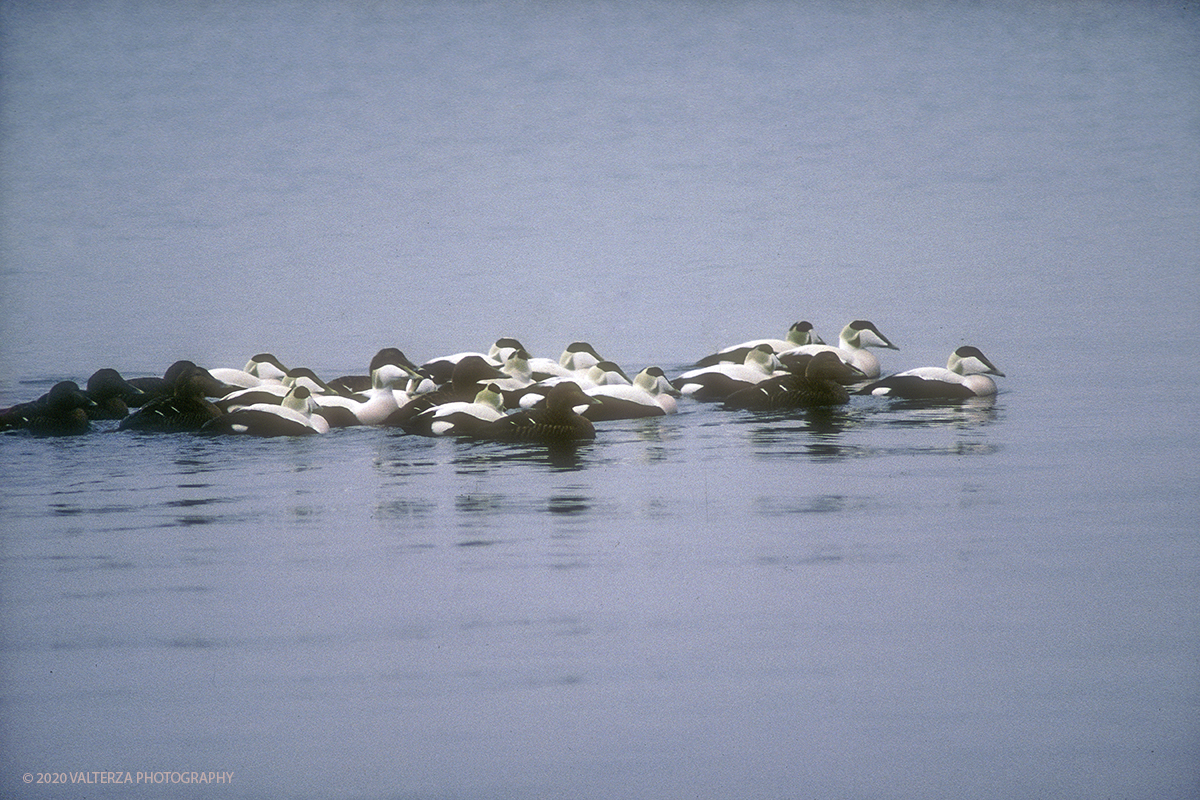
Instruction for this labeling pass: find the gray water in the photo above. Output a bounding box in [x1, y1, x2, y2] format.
[1, 2, 1198, 798]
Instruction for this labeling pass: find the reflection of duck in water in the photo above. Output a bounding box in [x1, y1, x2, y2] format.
[480, 382, 597, 443]
[692, 320, 824, 367]
[0, 381, 96, 436]
[857, 346, 1005, 400]
[723, 352, 866, 411]
[778, 320, 898, 379]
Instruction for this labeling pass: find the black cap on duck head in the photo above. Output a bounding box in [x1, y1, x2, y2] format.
[953, 346, 1006, 377]
[594, 361, 631, 381]
[370, 347, 421, 375]
[848, 320, 899, 350]
[287, 367, 326, 383]
[249, 353, 288, 369]
[561, 341, 603, 367]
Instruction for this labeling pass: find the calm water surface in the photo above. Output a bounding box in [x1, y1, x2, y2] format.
[1, 2, 1198, 799]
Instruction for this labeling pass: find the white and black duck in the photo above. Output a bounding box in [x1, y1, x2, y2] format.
[201, 385, 330, 436]
[779, 320, 898, 379]
[403, 383, 507, 437]
[385, 355, 509, 428]
[584, 366, 680, 421]
[857, 346, 1005, 399]
[206, 353, 290, 390]
[672, 344, 787, 402]
[693, 321, 824, 367]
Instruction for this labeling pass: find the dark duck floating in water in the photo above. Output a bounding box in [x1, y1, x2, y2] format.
[125, 360, 233, 405]
[479, 381, 597, 443]
[84, 368, 145, 420]
[0, 381, 96, 436]
[118, 366, 225, 433]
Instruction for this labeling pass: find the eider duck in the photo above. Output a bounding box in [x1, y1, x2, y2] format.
[313, 358, 419, 426]
[672, 344, 787, 401]
[0, 381, 96, 436]
[857, 346, 1006, 399]
[489, 349, 537, 393]
[118, 367, 225, 433]
[723, 351, 866, 410]
[479, 381, 597, 443]
[419, 339, 524, 386]
[693, 321, 824, 367]
[125, 360, 228, 404]
[513, 360, 631, 409]
[525, 342, 606, 381]
[779, 320, 898, 379]
[206, 353, 290, 389]
[488, 337, 526, 363]
[384, 355, 508, 428]
[201, 385, 330, 436]
[328, 348, 424, 394]
[404, 383, 507, 437]
[583, 366, 680, 421]
[84, 368, 145, 420]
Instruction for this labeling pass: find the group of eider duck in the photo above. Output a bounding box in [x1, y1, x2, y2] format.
[0, 320, 1005, 442]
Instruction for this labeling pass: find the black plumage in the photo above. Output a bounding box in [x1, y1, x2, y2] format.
[84, 368, 145, 419]
[0, 381, 96, 436]
[118, 367, 224, 433]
